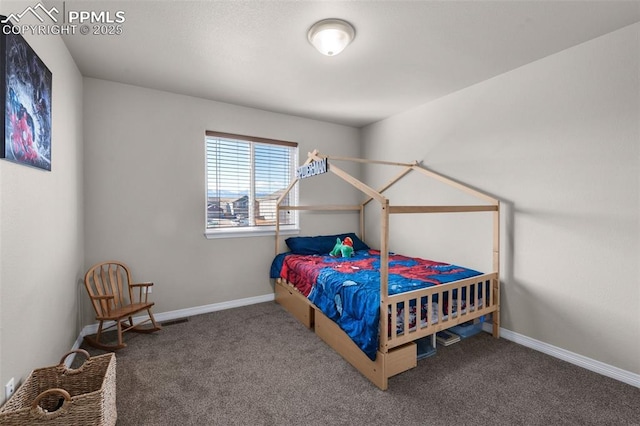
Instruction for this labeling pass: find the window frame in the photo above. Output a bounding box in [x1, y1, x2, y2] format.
[204, 131, 299, 239]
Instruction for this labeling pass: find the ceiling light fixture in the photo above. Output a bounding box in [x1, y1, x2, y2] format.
[307, 18, 356, 56]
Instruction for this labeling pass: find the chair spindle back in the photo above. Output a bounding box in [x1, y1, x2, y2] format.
[84, 261, 133, 317]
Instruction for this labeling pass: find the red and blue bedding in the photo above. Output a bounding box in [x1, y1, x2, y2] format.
[271, 249, 484, 360]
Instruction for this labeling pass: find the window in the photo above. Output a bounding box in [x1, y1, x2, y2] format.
[205, 131, 298, 238]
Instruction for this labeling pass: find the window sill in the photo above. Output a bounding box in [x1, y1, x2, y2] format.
[204, 226, 300, 240]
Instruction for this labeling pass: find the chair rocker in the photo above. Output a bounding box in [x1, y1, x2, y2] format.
[84, 261, 161, 350]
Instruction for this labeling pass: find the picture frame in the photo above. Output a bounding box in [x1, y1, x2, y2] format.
[1, 16, 52, 171]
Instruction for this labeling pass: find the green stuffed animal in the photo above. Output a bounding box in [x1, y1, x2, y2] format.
[329, 236, 354, 258]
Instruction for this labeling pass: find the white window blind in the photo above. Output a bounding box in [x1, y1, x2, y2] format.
[205, 131, 298, 237]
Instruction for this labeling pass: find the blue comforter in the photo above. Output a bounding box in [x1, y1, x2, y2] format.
[271, 249, 482, 360]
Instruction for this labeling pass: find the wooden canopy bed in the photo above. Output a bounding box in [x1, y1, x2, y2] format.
[272, 150, 500, 390]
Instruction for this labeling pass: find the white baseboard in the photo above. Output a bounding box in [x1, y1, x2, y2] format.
[70, 294, 275, 366]
[72, 295, 638, 389]
[79, 293, 275, 338]
[482, 323, 640, 388]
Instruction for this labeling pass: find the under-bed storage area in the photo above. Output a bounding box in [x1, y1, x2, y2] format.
[276, 278, 418, 389]
[274, 267, 498, 389]
[314, 308, 417, 385]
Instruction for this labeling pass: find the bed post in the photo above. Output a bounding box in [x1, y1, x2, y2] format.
[275, 206, 280, 255]
[492, 202, 501, 338]
[359, 205, 365, 244]
[379, 198, 390, 352]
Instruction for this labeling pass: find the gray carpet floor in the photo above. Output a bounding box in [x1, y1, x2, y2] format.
[79, 302, 640, 426]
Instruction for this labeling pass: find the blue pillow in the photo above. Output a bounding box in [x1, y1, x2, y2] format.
[285, 233, 369, 255]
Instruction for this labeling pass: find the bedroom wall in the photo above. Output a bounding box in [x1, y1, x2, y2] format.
[361, 23, 639, 375]
[0, 3, 84, 404]
[82, 78, 361, 324]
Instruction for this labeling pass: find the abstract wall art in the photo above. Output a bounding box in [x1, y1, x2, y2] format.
[1, 17, 52, 171]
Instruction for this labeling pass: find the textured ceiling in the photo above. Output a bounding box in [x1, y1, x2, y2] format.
[43, 1, 640, 127]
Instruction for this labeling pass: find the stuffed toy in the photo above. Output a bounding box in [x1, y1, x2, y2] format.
[330, 236, 354, 258]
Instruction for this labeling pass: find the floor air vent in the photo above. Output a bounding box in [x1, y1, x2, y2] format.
[160, 318, 189, 327]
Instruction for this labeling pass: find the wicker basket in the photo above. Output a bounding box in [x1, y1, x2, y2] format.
[0, 349, 116, 426]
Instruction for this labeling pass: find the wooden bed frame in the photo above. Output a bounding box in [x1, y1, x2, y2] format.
[274, 150, 500, 390]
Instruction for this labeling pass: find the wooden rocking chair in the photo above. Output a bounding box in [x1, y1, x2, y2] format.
[83, 261, 161, 350]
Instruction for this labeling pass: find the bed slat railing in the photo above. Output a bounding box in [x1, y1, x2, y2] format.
[381, 272, 498, 350]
